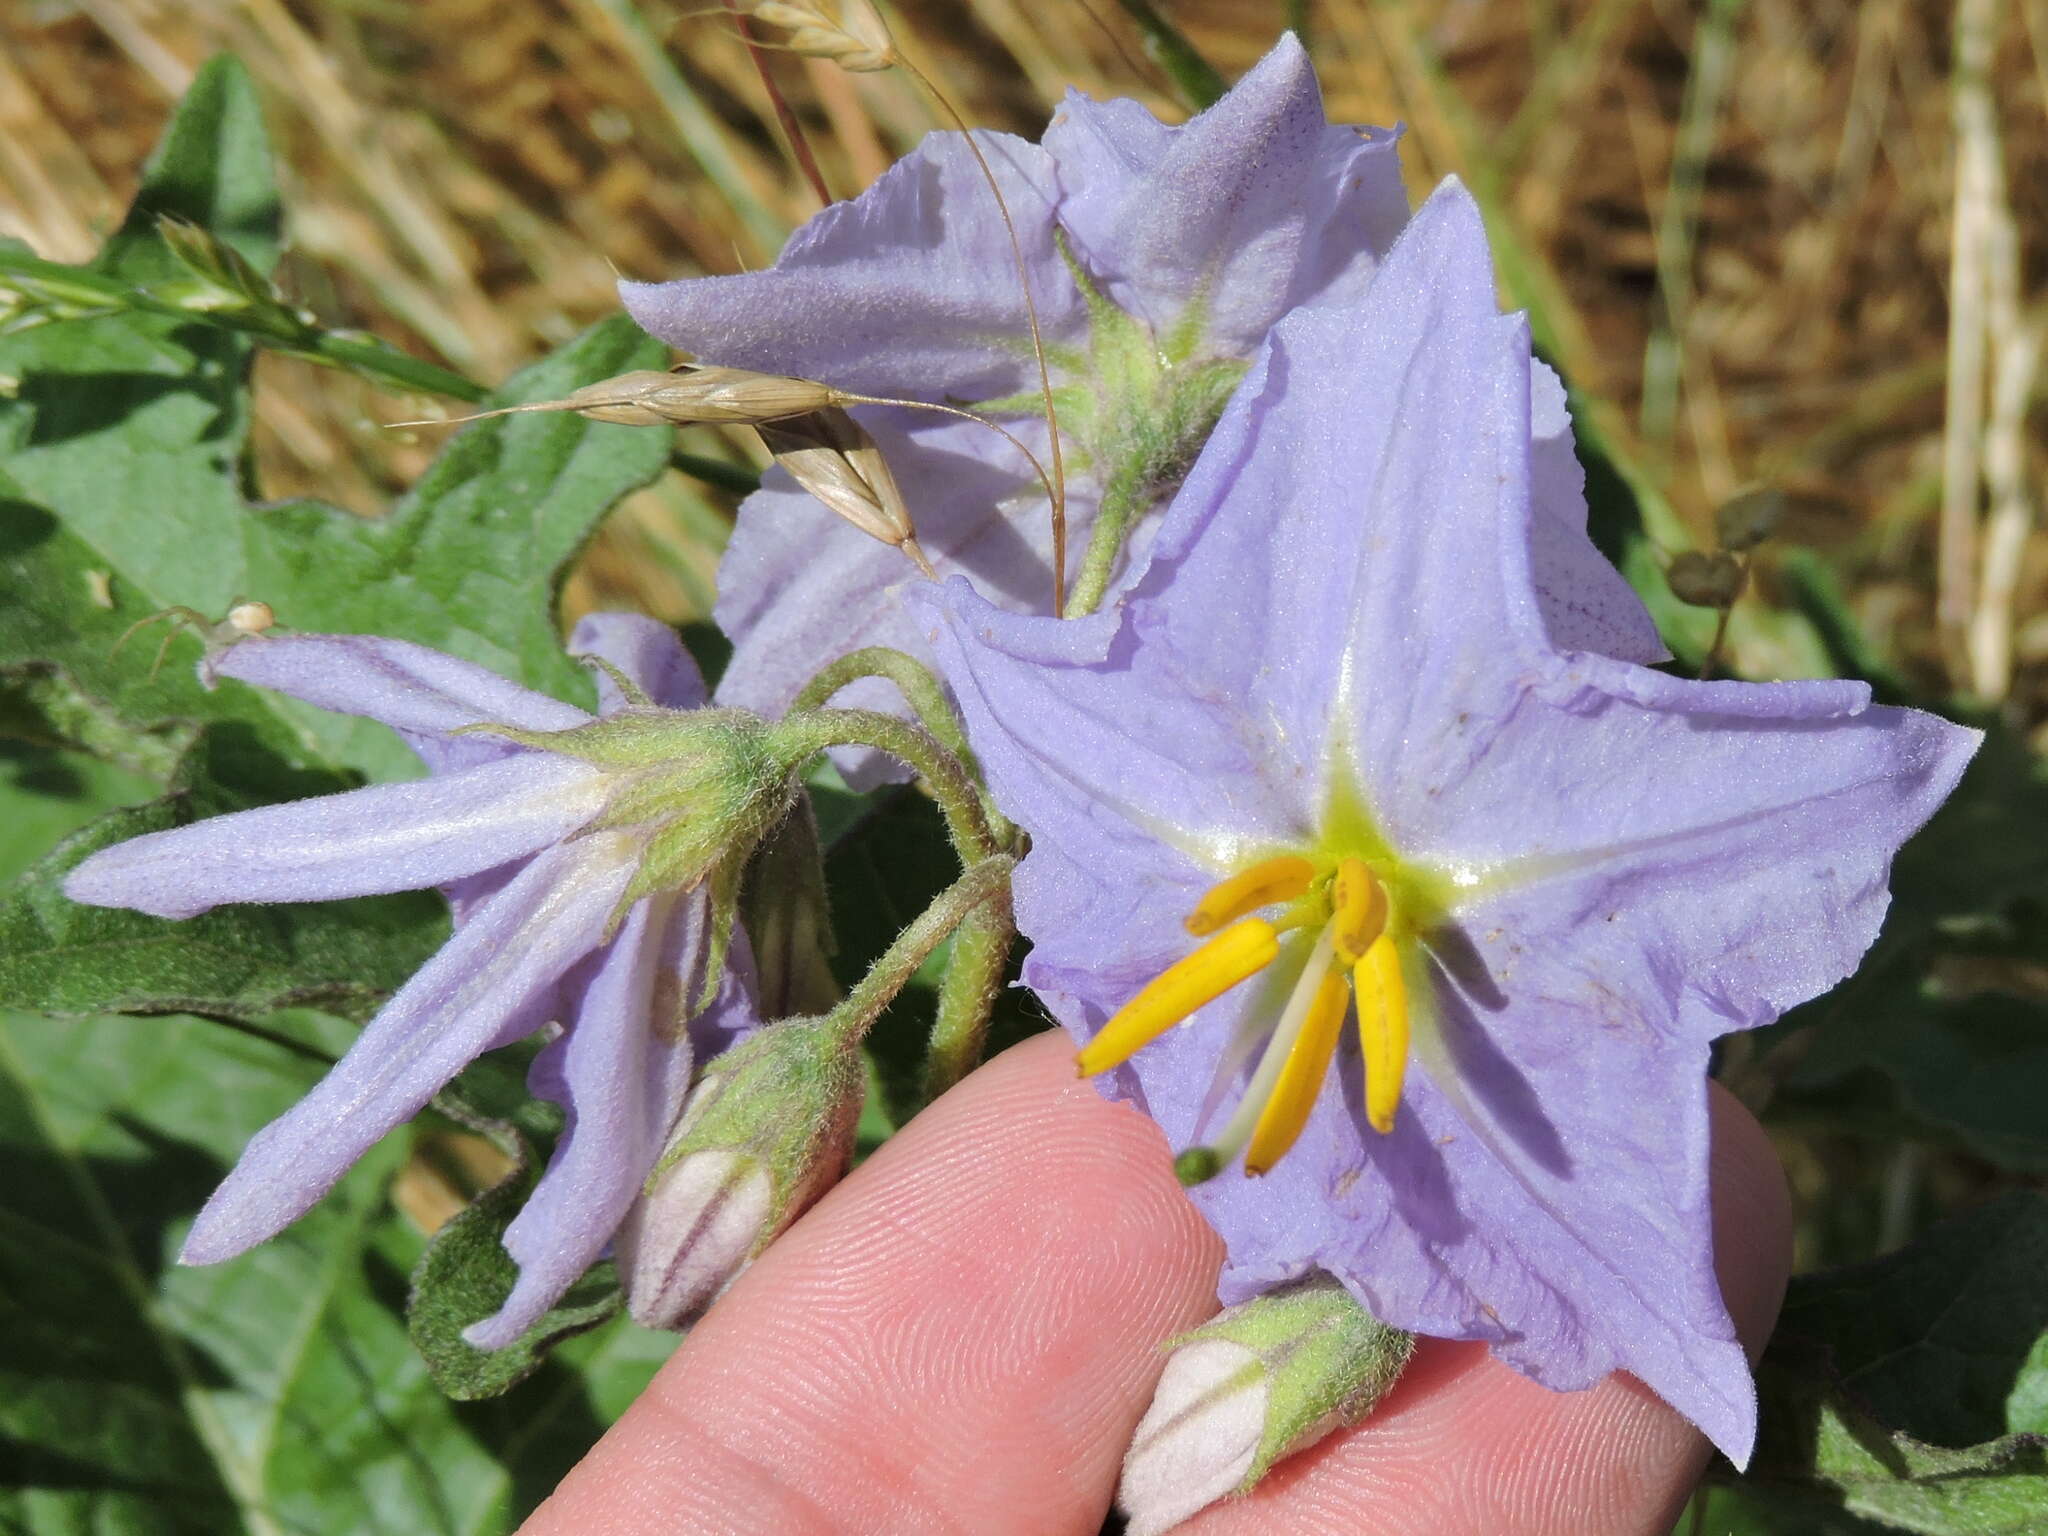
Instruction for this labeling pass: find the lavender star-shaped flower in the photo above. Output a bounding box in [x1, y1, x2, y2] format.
[64, 613, 758, 1346]
[622, 35, 1410, 782]
[919, 182, 1980, 1463]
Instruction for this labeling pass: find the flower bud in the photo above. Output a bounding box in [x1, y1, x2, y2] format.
[1713, 487, 1786, 553]
[615, 1017, 865, 1327]
[1118, 1276, 1413, 1536]
[756, 407, 935, 576]
[1667, 549, 1747, 609]
[739, 800, 841, 1020]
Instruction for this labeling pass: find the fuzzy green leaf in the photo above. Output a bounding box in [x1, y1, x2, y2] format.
[0, 1007, 672, 1533]
[96, 55, 282, 283]
[0, 56, 668, 1028]
[406, 1137, 624, 1402]
[1744, 1194, 2048, 1534]
[0, 790, 446, 1024]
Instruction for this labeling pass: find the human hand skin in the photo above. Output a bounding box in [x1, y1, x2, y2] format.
[517, 1032, 1792, 1536]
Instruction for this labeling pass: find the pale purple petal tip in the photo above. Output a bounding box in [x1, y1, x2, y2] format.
[569, 612, 709, 713]
[179, 839, 635, 1266]
[64, 753, 606, 919]
[211, 632, 590, 739]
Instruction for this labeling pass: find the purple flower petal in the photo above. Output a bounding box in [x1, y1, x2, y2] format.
[640, 39, 1411, 765]
[569, 612, 709, 713]
[63, 752, 607, 919]
[180, 837, 637, 1265]
[1444, 697, 1976, 1032]
[464, 891, 697, 1348]
[211, 633, 590, 773]
[1046, 34, 1407, 354]
[621, 132, 1076, 401]
[713, 412, 1088, 786]
[1525, 361, 1667, 663]
[1144, 1007, 1756, 1462]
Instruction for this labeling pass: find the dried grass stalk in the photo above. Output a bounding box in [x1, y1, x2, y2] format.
[739, 0, 896, 72]
[756, 406, 934, 575]
[392, 366, 848, 428]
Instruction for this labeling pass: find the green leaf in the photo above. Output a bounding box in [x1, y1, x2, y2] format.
[1771, 722, 2048, 1167]
[1676, 1484, 1898, 1535]
[0, 310, 669, 791]
[2, 48, 668, 790]
[2007, 1336, 2048, 1437]
[407, 1140, 623, 1402]
[0, 736, 158, 886]
[1792, 992, 2048, 1173]
[0, 1007, 673, 1533]
[0, 791, 446, 1024]
[97, 55, 282, 283]
[1744, 1193, 2048, 1534]
[0, 58, 669, 1027]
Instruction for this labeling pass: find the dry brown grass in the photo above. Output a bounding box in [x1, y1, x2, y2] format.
[4, 0, 2044, 723]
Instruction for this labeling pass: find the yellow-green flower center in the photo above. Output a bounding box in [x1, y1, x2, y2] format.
[1079, 776, 1468, 1183]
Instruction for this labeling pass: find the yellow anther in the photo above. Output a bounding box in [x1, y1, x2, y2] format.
[1184, 855, 1315, 937]
[1331, 857, 1388, 965]
[1352, 934, 1409, 1134]
[1244, 959, 1351, 1175]
[1078, 919, 1281, 1077]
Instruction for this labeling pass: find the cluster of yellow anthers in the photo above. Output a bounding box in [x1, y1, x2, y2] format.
[1078, 855, 1410, 1181]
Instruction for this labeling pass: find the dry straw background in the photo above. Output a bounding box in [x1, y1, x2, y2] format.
[3, 0, 2045, 732]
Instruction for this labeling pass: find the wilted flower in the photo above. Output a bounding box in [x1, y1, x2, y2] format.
[622, 34, 1408, 782]
[64, 614, 770, 1345]
[920, 183, 1980, 1463]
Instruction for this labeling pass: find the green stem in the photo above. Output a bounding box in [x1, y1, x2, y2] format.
[299, 331, 485, 401]
[794, 650, 1020, 849]
[772, 707, 999, 864]
[824, 855, 1015, 1046]
[920, 889, 1016, 1104]
[670, 447, 763, 497]
[1066, 464, 1146, 617]
[1111, 0, 1228, 109]
[793, 648, 975, 774]
[0, 248, 484, 401]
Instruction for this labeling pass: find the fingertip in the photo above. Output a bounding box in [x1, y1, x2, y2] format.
[1177, 1083, 1794, 1535]
[522, 1031, 1224, 1536]
[1705, 1080, 1792, 1359]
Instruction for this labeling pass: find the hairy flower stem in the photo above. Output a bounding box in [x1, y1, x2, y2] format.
[793, 647, 972, 763]
[773, 706, 1000, 863]
[824, 854, 1016, 1047]
[921, 889, 1016, 1104]
[790, 648, 1015, 843]
[897, 55, 1070, 617]
[1066, 462, 1146, 617]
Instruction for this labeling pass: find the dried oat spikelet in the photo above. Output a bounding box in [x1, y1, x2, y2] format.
[741, 0, 896, 72]
[758, 407, 934, 576]
[391, 366, 848, 429]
